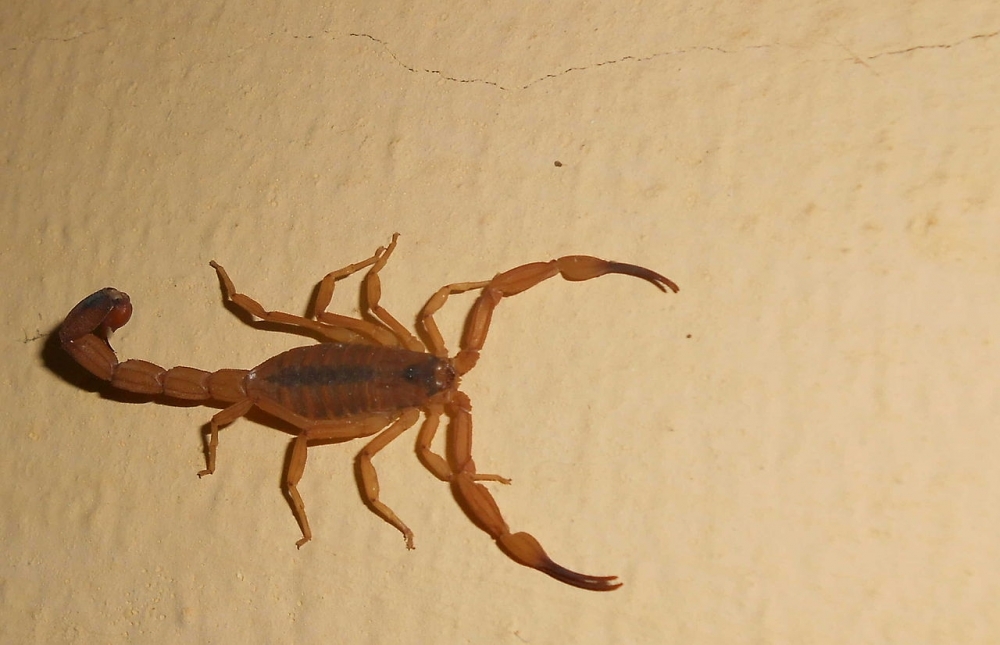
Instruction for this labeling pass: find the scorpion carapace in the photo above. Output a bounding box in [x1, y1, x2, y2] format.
[59, 234, 678, 591]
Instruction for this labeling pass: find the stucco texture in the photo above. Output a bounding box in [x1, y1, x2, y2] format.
[2, 2, 999, 643]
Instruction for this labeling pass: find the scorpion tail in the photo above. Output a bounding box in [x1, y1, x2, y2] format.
[59, 288, 132, 381]
[59, 288, 242, 402]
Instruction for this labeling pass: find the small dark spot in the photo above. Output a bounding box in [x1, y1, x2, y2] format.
[553, 160, 563, 167]
[686, 334, 692, 338]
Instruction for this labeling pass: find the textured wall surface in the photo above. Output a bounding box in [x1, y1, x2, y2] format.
[2, 2, 998, 643]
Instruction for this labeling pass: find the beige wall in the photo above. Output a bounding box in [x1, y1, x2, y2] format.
[3, 2, 998, 643]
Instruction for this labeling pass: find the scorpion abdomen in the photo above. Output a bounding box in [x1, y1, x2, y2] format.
[247, 343, 455, 420]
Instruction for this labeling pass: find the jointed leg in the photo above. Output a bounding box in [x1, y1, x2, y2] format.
[355, 409, 422, 548]
[285, 433, 314, 547]
[310, 246, 381, 318]
[212, 234, 426, 348]
[416, 399, 510, 485]
[197, 398, 254, 477]
[282, 413, 400, 548]
[210, 261, 376, 345]
[310, 234, 424, 351]
[311, 233, 414, 351]
[418, 280, 491, 360]
[358, 234, 424, 352]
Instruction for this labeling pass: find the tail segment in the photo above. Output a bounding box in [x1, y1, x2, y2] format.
[59, 288, 246, 402]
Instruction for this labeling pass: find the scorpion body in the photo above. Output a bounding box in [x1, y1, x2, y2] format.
[58, 234, 677, 591]
[251, 343, 456, 418]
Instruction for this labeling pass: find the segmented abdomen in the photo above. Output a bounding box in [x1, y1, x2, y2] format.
[247, 343, 454, 420]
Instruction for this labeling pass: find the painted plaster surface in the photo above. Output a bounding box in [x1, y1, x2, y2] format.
[2, 2, 998, 643]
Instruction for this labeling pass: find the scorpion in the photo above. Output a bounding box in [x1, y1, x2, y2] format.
[58, 234, 678, 591]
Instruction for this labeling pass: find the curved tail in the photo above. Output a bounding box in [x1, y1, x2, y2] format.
[59, 288, 246, 402]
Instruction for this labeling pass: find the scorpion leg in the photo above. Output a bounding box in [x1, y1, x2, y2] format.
[354, 408, 422, 548]
[285, 434, 314, 547]
[281, 408, 424, 549]
[445, 398, 621, 591]
[197, 398, 254, 477]
[417, 279, 491, 360]
[263, 406, 400, 548]
[359, 233, 425, 352]
[310, 242, 381, 318]
[311, 233, 423, 351]
[416, 401, 511, 485]
[210, 261, 392, 346]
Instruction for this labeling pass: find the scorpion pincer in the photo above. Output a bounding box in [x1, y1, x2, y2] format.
[58, 234, 678, 591]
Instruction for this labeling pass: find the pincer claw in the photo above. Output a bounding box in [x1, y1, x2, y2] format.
[497, 532, 622, 592]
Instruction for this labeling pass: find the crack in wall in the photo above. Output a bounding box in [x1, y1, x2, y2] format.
[350, 32, 776, 91]
[7, 23, 996, 88]
[349, 33, 510, 89]
[349, 29, 999, 92]
[866, 29, 999, 60]
[5, 17, 127, 51]
[519, 43, 775, 89]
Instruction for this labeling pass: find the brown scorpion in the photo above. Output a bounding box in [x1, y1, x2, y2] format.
[58, 234, 677, 591]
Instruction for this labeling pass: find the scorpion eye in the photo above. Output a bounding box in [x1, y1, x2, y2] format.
[403, 366, 419, 382]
